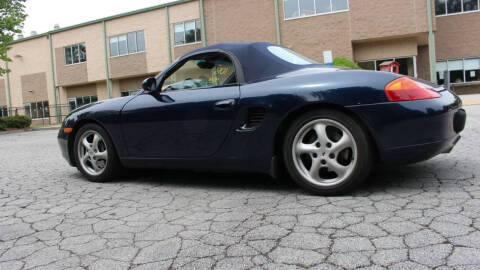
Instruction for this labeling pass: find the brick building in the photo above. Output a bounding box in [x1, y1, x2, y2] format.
[0, 0, 478, 123]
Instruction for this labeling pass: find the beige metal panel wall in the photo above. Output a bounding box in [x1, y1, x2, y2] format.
[21, 72, 48, 103]
[417, 45, 431, 81]
[203, 0, 277, 44]
[106, 8, 169, 76]
[7, 37, 53, 107]
[65, 84, 97, 99]
[52, 23, 105, 84]
[354, 38, 419, 61]
[0, 80, 6, 106]
[279, 2, 353, 62]
[435, 12, 480, 60]
[349, 0, 430, 41]
[170, 1, 201, 60]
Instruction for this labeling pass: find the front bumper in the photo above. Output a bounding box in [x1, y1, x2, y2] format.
[58, 128, 75, 167]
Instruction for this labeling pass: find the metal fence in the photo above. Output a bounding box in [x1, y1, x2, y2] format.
[0, 104, 73, 126]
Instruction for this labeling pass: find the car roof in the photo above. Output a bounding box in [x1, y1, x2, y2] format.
[182, 42, 321, 83]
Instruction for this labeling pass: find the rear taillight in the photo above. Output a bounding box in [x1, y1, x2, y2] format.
[385, 77, 440, 102]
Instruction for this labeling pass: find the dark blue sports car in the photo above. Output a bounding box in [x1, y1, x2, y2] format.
[58, 42, 466, 195]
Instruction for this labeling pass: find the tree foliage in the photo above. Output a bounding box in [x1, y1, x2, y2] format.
[333, 57, 361, 69]
[0, 0, 27, 76]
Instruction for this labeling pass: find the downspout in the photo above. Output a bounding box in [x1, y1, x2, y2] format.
[5, 61, 12, 109]
[274, 0, 282, 45]
[102, 21, 112, 98]
[166, 6, 173, 64]
[48, 33, 60, 123]
[199, 0, 207, 47]
[427, 0, 437, 83]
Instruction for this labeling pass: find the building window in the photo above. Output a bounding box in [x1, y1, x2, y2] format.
[65, 43, 86, 65]
[357, 57, 416, 77]
[109, 30, 145, 57]
[435, 0, 479, 15]
[284, 0, 349, 20]
[120, 90, 139, 97]
[0, 106, 7, 117]
[68, 95, 98, 111]
[173, 19, 201, 46]
[24, 101, 49, 119]
[436, 58, 480, 84]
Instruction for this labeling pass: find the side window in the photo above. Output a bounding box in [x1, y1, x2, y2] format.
[162, 53, 236, 92]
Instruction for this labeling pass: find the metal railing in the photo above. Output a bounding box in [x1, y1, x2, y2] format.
[0, 104, 73, 126]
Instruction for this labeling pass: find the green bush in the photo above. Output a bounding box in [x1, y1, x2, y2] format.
[333, 57, 362, 69]
[0, 115, 32, 129]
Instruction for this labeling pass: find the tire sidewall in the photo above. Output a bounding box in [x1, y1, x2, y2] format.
[73, 123, 119, 182]
[283, 109, 372, 195]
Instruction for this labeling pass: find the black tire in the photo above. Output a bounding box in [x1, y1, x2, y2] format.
[283, 109, 373, 195]
[73, 123, 121, 182]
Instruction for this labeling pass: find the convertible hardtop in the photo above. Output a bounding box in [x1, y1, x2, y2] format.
[182, 42, 323, 83]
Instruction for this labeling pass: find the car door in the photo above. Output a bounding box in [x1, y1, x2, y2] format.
[121, 52, 240, 158]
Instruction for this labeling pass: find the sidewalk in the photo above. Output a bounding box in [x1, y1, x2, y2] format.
[460, 94, 480, 106]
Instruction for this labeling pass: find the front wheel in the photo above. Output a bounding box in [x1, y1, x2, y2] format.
[283, 109, 373, 195]
[73, 123, 121, 182]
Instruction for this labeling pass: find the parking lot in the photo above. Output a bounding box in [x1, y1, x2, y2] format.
[0, 106, 479, 269]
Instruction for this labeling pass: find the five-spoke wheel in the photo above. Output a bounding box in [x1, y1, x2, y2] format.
[74, 124, 121, 182]
[283, 109, 373, 195]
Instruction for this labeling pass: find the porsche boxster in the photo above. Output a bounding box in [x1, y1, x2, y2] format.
[58, 42, 466, 195]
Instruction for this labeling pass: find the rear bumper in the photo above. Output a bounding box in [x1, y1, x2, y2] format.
[349, 90, 465, 165]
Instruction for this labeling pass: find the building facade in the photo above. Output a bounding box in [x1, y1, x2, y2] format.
[0, 0, 479, 123]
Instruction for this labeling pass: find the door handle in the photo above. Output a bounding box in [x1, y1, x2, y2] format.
[214, 99, 236, 109]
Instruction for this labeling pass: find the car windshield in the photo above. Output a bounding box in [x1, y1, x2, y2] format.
[267, 46, 317, 65]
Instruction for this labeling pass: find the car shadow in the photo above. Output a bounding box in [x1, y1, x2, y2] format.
[75, 161, 450, 196]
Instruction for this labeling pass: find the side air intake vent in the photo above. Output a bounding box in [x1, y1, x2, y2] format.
[245, 107, 266, 128]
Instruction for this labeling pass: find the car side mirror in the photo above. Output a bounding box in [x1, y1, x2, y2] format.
[142, 77, 157, 91]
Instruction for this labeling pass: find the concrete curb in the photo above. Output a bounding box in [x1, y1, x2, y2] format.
[0, 126, 60, 135]
[31, 126, 61, 131]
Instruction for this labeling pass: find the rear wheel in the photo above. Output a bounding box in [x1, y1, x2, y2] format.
[73, 123, 121, 182]
[283, 109, 373, 195]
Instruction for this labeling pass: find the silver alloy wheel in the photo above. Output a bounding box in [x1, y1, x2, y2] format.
[292, 118, 358, 187]
[77, 130, 108, 176]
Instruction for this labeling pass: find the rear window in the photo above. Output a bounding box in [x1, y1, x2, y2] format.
[267, 46, 317, 65]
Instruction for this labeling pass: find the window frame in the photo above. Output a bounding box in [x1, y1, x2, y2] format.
[436, 57, 480, 84]
[67, 95, 98, 111]
[159, 51, 242, 92]
[283, 0, 350, 20]
[23, 101, 49, 120]
[435, 0, 480, 16]
[357, 56, 418, 78]
[64, 43, 87, 66]
[173, 19, 202, 47]
[109, 30, 146, 58]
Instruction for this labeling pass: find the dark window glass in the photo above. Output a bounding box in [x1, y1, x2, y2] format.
[72, 45, 80, 64]
[69, 100, 76, 111]
[31, 103, 38, 119]
[174, 23, 185, 45]
[299, 0, 315, 16]
[65, 47, 73, 65]
[136, 31, 145, 52]
[463, 0, 479, 11]
[284, 0, 299, 19]
[448, 60, 464, 83]
[121, 91, 129, 97]
[43, 101, 49, 118]
[332, 0, 349, 11]
[118, 35, 128, 55]
[195, 20, 201, 42]
[76, 97, 84, 108]
[358, 61, 375, 70]
[185, 21, 196, 43]
[447, 0, 462, 13]
[435, 0, 447, 15]
[127, 32, 137, 54]
[316, 0, 332, 13]
[396, 57, 415, 77]
[79, 43, 86, 62]
[91, 95, 98, 102]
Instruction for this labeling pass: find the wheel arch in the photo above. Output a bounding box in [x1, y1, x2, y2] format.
[273, 102, 380, 166]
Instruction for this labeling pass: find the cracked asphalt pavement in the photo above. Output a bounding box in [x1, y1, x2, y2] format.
[1, 106, 480, 270]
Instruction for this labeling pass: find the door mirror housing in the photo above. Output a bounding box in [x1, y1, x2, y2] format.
[142, 77, 157, 92]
